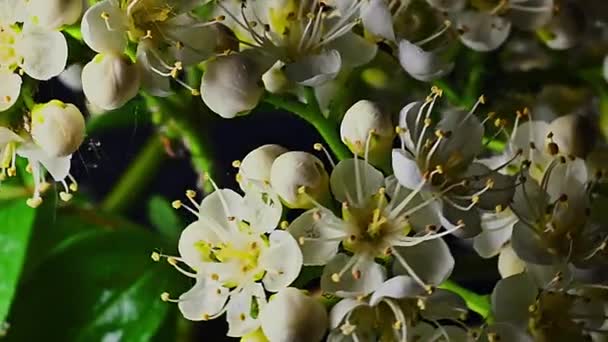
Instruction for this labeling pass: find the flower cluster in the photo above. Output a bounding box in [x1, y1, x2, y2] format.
[156, 86, 608, 341]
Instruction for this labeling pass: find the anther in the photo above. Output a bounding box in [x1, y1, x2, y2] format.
[186, 190, 197, 198]
[172, 200, 182, 209]
[151, 252, 161, 262]
[331, 273, 341, 282]
[280, 221, 289, 229]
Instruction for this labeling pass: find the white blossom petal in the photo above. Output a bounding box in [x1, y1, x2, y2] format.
[178, 271, 230, 321]
[360, 0, 395, 41]
[491, 273, 537, 328]
[369, 276, 425, 306]
[0, 71, 21, 111]
[284, 50, 342, 87]
[81, 0, 127, 53]
[392, 149, 423, 190]
[455, 11, 511, 52]
[260, 230, 303, 292]
[17, 27, 67, 80]
[321, 254, 386, 297]
[17, 142, 71, 181]
[330, 158, 384, 207]
[392, 238, 454, 285]
[226, 283, 266, 337]
[287, 210, 344, 266]
[398, 40, 454, 82]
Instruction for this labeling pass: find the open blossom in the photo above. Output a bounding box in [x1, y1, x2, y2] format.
[392, 89, 515, 238]
[206, 0, 377, 117]
[81, 0, 220, 99]
[288, 148, 456, 297]
[451, 0, 554, 52]
[328, 275, 468, 341]
[491, 272, 607, 341]
[0, 0, 68, 112]
[159, 184, 302, 337]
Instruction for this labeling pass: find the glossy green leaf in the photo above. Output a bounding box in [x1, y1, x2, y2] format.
[5, 224, 186, 342]
[148, 195, 183, 242]
[0, 200, 37, 325]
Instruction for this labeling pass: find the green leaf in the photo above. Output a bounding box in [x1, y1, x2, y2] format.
[148, 195, 183, 242]
[0, 200, 37, 325]
[5, 225, 186, 341]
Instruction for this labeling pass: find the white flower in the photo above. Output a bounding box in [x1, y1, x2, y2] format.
[328, 276, 468, 341]
[26, 0, 83, 29]
[453, 11, 512, 52]
[269, 151, 330, 209]
[163, 186, 302, 337]
[82, 53, 141, 110]
[81, 0, 218, 95]
[392, 90, 515, 238]
[259, 288, 328, 342]
[340, 100, 395, 163]
[215, 0, 377, 87]
[289, 154, 457, 297]
[30, 100, 85, 158]
[0, 1, 68, 112]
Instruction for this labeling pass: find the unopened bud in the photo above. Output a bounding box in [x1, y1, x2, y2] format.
[260, 288, 328, 342]
[31, 100, 85, 157]
[201, 53, 265, 119]
[270, 151, 329, 209]
[239, 144, 288, 190]
[341, 100, 394, 162]
[82, 53, 141, 110]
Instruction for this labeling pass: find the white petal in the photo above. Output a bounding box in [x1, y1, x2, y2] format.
[163, 15, 217, 66]
[328, 33, 378, 68]
[243, 190, 282, 234]
[392, 238, 454, 285]
[287, 210, 344, 266]
[0, 0, 26, 23]
[226, 283, 266, 337]
[329, 298, 366, 328]
[81, 0, 127, 53]
[321, 254, 386, 297]
[474, 211, 516, 258]
[198, 189, 246, 233]
[423, 290, 468, 321]
[17, 142, 71, 181]
[82, 53, 141, 110]
[491, 273, 537, 328]
[330, 158, 384, 207]
[178, 272, 230, 320]
[481, 323, 533, 342]
[0, 127, 23, 146]
[0, 71, 21, 111]
[369, 276, 425, 306]
[260, 230, 303, 292]
[58, 64, 83, 92]
[17, 28, 67, 80]
[510, 221, 554, 265]
[284, 50, 342, 87]
[360, 0, 395, 41]
[392, 149, 423, 190]
[178, 220, 222, 271]
[455, 11, 511, 52]
[498, 244, 526, 278]
[398, 40, 454, 82]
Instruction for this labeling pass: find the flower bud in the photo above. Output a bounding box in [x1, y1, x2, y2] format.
[262, 61, 292, 94]
[538, 6, 581, 50]
[82, 53, 141, 110]
[270, 151, 329, 209]
[27, 0, 83, 29]
[201, 53, 265, 119]
[31, 100, 85, 157]
[239, 144, 288, 189]
[260, 288, 328, 342]
[548, 114, 597, 158]
[341, 100, 395, 163]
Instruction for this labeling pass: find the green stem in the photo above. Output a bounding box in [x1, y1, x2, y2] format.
[263, 91, 351, 161]
[439, 280, 492, 320]
[101, 135, 166, 213]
